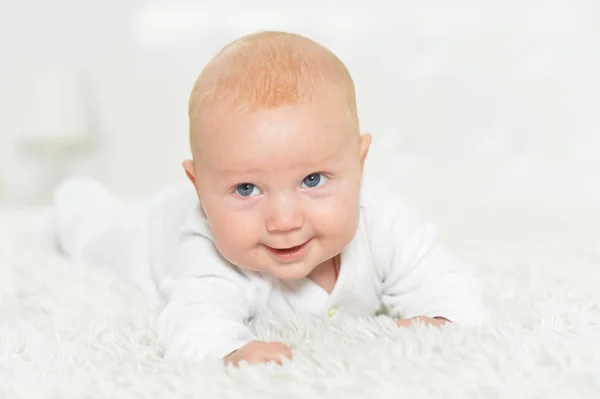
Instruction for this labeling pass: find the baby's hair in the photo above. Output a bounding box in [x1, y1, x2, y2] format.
[188, 31, 358, 154]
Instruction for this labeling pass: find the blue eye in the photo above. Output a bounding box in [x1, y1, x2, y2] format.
[301, 173, 328, 189]
[235, 183, 261, 197]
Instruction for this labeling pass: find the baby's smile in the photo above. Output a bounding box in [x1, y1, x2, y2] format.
[263, 238, 313, 263]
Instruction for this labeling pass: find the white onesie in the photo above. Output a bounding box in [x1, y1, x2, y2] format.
[52, 178, 488, 362]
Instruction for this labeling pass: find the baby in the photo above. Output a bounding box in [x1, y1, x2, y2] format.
[51, 31, 487, 366]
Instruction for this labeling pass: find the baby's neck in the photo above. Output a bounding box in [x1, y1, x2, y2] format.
[307, 256, 339, 294]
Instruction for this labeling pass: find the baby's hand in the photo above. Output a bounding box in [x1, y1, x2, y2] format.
[224, 340, 292, 366]
[395, 316, 450, 328]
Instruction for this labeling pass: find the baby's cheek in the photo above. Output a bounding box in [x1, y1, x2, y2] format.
[312, 198, 359, 237]
[211, 212, 261, 265]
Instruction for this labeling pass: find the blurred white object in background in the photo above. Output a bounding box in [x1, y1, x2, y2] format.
[11, 65, 94, 205]
[19, 65, 90, 146]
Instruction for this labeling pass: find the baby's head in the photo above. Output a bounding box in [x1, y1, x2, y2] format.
[183, 31, 371, 280]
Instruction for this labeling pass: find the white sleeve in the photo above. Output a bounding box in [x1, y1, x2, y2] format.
[365, 188, 488, 326]
[156, 213, 258, 362]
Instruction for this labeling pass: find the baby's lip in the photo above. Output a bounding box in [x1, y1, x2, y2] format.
[263, 239, 313, 263]
[266, 239, 311, 251]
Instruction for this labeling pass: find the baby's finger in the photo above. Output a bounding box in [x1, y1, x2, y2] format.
[280, 346, 293, 359]
[262, 354, 283, 365]
[268, 351, 292, 365]
[395, 319, 412, 327]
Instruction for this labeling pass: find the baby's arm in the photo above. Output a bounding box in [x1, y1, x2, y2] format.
[157, 223, 291, 365]
[366, 187, 488, 325]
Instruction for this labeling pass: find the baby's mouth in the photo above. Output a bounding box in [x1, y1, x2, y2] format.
[269, 243, 305, 254]
[264, 239, 312, 262]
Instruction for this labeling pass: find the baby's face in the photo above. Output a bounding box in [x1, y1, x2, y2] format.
[189, 96, 370, 280]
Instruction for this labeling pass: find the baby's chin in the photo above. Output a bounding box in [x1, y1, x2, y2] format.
[229, 260, 313, 280]
[265, 262, 316, 281]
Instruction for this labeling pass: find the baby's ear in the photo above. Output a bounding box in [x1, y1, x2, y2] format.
[359, 133, 372, 169]
[182, 159, 197, 187]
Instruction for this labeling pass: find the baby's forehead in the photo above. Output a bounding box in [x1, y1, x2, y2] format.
[196, 102, 356, 172]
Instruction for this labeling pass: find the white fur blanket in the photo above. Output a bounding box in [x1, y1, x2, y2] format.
[1, 197, 599, 398]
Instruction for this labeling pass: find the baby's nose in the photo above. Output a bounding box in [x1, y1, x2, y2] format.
[265, 195, 303, 233]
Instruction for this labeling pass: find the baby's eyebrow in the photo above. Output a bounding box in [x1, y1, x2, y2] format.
[218, 154, 336, 176]
[219, 166, 265, 175]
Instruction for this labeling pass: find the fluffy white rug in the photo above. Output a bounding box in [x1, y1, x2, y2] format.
[1, 195, 599, 398]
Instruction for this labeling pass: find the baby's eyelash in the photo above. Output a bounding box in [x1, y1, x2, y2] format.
[311, 172, 334, 180]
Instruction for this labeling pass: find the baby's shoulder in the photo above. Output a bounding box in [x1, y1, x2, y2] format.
[358, 177, 429, 238]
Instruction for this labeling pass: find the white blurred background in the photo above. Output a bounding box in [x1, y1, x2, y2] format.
[0, 0, 598, 211]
